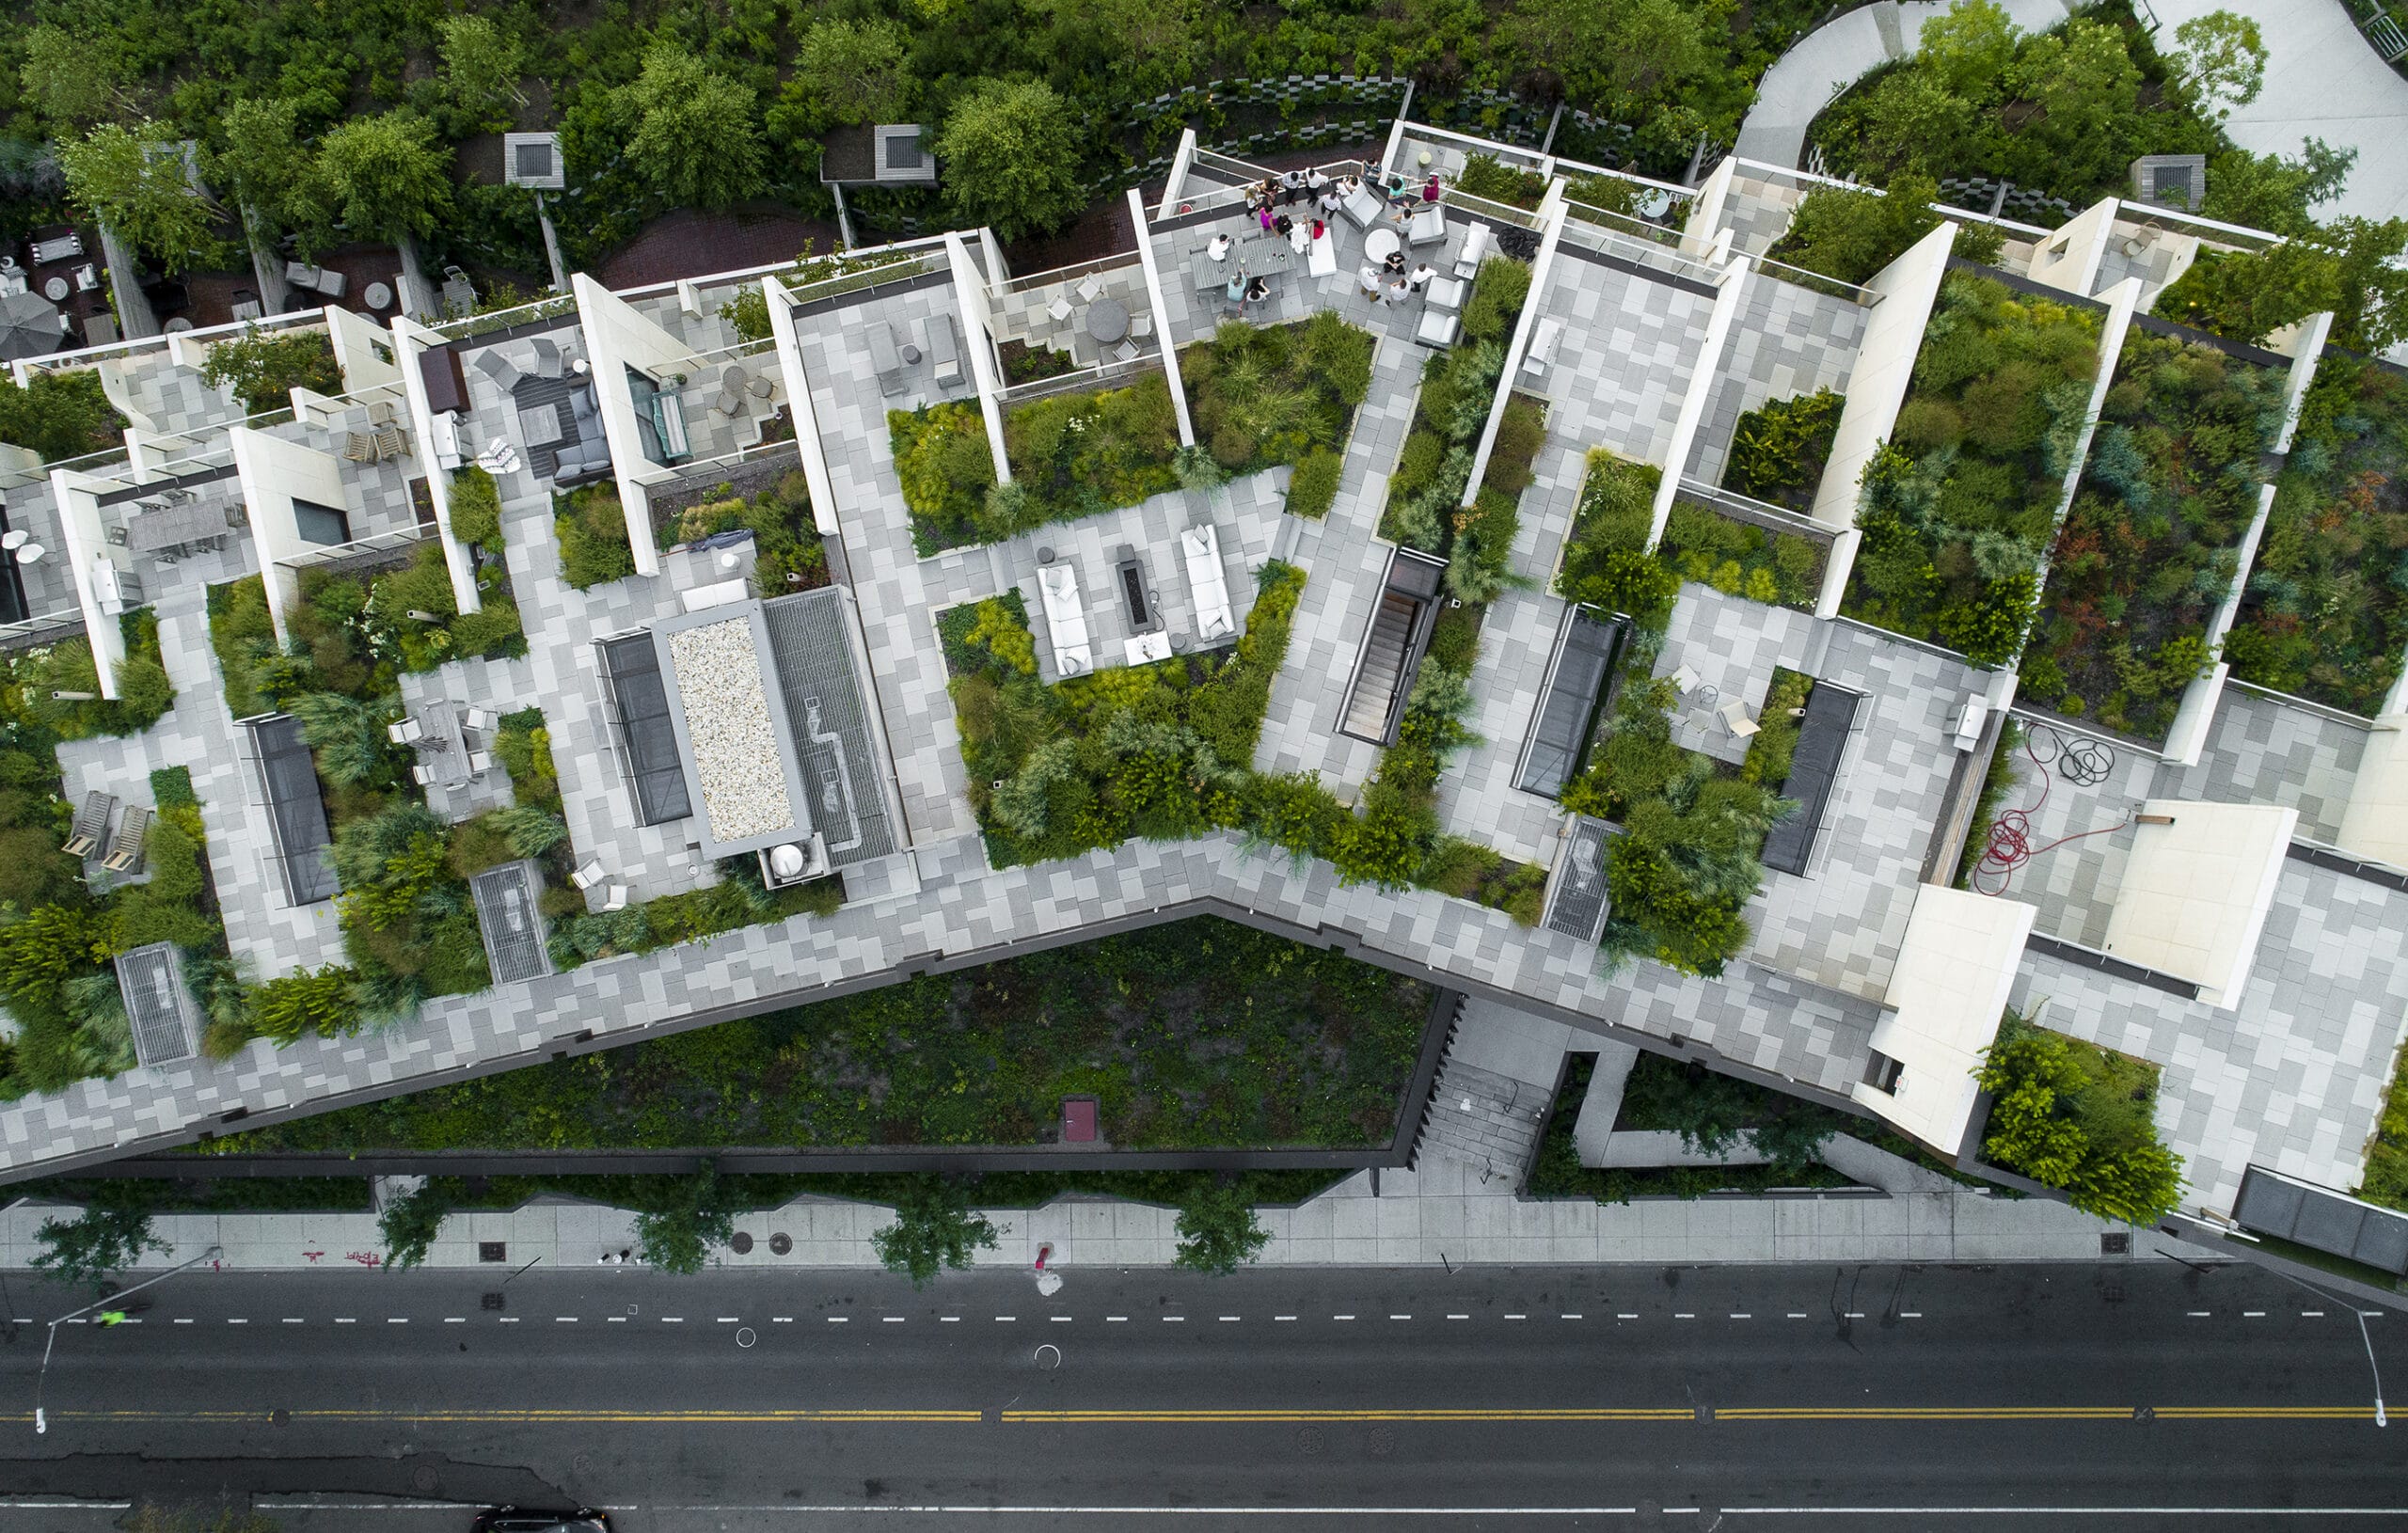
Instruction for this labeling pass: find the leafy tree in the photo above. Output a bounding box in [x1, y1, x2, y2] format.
[1769, 173, 1977, 288]
[311, 112, 452, 245]
[2168, 10, 2267, 120]
[1914, 0, 2020, 103]
[2201, 139, 2355, 238]
[2160, 217, 2408, 353]
[437, 14, 529, 130]
[18, 24, 130, 131]
[1501, 0, 1708, 113]
[0, 370, 120, 462]
[935, 80, 1086, 242]
[872, 1177, 1001, 1287]
[2004, 18, 2143, 196]
[58, 120, 218, 274]
[633, 1168, 740, 1274]
[1043, 0, 1197, 95]
[377, 1182, 448, 1271]
[1852, 67, 1980, 181]
[1172, 1182, 1269, 1275]
[210, 98, 327, 253]
[32, 1201, 170, 1291]
[621, 44, 765, 211]
[1976, 1013, 2184, 1225]
[792, 18, 913, 128]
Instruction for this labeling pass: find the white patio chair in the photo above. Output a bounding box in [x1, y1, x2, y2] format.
[1719, 699, 1761, 739]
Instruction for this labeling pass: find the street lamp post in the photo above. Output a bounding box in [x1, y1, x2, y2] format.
[32, 1245, 222, 1436]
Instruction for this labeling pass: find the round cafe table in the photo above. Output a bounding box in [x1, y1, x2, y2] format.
[364, 281, 394, 311]
[1364, 228, 1402, 267]
[1086, 298, 1131, 345]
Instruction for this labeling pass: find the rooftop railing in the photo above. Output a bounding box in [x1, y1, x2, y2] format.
[990, 251, 1143, 301]
[1675, 476, 1837, 544]
[1562, 198, 1684, 250]
[0, 608, 88, 654]
[1751, 254, 1882, 308]
[779, 249, 950, 309]
[274, 520, 433, 576]
[10, 306, 327, 386]
[1555, 213, 1721, 286]
[431, 293, 578, 345]
[993, 351, 1162, 410]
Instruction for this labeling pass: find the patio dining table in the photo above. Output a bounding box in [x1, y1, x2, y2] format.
[1085, 299, 1130, 344]
[124, 498, 238, 556]
[414, 701, 475, 789]
[1236, 235, 1294, 275]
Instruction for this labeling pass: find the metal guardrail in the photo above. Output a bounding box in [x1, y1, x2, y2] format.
[1562, 198, 1683, 249]
[778, 250, 948, 307]
[991, 252, 1143, 301]
[1674, 478, 1837, 544]
[994, 353, 1162, 410]
[274, 521, 434, 575]
[433, 294, 578, 344]
[1555, 213, 1720, 286]
[1751, 254, 1882, 308]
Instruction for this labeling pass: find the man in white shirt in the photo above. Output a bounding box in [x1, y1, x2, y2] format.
[1408, 261, 1437, 293]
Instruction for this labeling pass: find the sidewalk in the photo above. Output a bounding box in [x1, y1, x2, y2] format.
[0, 1159, 2149, 1274]
[1733, 0, 2408, 227]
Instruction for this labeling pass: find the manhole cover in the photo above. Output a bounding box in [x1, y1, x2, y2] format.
[769, 1232, 793, 1256]
[1366, 1427, 1395, 1459]
[573, 1453, 593, 1477]
[2102, 1231, 2131, 1256]
[271, 1409, 290, 1428]
[482, 1292, 507, 1311]
[1297, 1427, 1324, 1456]
[732, 1232, 754, 1255]
[411, 1465, 439, 1493]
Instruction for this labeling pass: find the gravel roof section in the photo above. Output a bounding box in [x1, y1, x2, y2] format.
[666, 617, 795, 844]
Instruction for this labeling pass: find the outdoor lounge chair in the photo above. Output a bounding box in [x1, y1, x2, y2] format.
[372, 425, 407, 461]
[472, 350, 526, 397]
[341, 431, 375, 464]
[1340, 185, 1385, 229]
[1414, 308, 1460, 349]
[927, 312, 964, 387]
[1405, 205, 1447, 246]
[101, 803, 150, 875]
[571, 858, 605, 891]
[1520, 316, 1564, 382]
[1453, 221, 1492, 279]
[527, 338, 565, 379]
[602, 883, 629, 911]
[61, 790, 114, 858]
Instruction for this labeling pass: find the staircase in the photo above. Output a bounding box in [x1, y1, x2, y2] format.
[1342, 593, 1418, 741]
[1410, 1022, 1552, 1186]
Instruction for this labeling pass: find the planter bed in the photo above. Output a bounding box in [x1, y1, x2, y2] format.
[892, 373, 1182, 553]
[2220, 353, 2408, 717]
[1660, 497, 1828, 612]
[2019, 324, 2289, 741]
[1180, 310, 1375, 518]
[207, 918, 1434, 1153]
[1846, 271, 2102, 667]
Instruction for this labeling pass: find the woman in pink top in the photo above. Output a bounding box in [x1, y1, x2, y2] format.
[1258, 205, 1275, 232]
[1422, 174, 1442, 204]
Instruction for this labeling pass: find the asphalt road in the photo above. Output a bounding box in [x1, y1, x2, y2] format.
[1, 1258, 2402, 1531]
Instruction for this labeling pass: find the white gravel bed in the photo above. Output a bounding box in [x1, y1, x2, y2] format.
[667, 617, 794, 842]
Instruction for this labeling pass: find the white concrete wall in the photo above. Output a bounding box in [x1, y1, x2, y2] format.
[1806, 218, 1957, 532]
[764, 279, 843, 540]
[229, 424, 353, 648]
[573, 272, 691, 577]
[2025, 197, 2120, 299]
[945, 232, 1013, 486]
[46, 467, 128, 700]
[2100, 799, 2298, 1007]
[1680, 154, 1738, 260]
[2337, 716, 2408, 869]
[324, 305, 402, 393]
[1857, 883, 2036, 1156]
[1644, 258, 1752, 549]
[388, 315, 483, 616]
[1127, 189, 1195, 449]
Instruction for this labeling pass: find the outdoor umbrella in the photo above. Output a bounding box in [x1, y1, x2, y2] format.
[0, 290, 63, 363]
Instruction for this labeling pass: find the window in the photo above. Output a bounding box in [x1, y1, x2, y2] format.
[599, 633, 693, 826]
[291, 497, 350, 546]
[1861, 1051, 1905, 1095]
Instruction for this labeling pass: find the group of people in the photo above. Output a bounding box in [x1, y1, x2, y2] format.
[1359, 257, 1439, 307]
[1242, 166, 1445, 223]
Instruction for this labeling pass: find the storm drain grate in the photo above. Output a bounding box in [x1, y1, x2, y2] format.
[482, 1292, 507, 1311]
[479, 1241, 508, 1263]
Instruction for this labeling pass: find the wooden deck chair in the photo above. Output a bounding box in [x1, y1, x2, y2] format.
[62, 790, 115, 858]
[102, 803, 151, 874]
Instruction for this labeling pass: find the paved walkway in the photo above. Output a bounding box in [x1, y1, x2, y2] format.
[1735, 0, 2408, 229]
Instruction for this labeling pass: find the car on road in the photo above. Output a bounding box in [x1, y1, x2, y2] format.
[470, 1509, 610, 1533]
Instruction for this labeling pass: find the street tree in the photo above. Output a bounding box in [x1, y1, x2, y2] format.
[209, 98, 328, 255]
[32, 1203, 170, 1292]
[872, 1178, 1000, 1288]
[1172, 1183, 1269, 1276]
[633, 1168, 739, 1274]
[935, 80, 1085, 242]
[58, 119, 218, 275]
[376, 1182, 449, 1272]
[18, 25, 130, 132]
[2169, 10, 2268, 120]
[311, 111, 452, 245]
[621, 44, 766, 210]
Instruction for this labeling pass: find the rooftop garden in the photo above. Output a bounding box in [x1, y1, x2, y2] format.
[944, 573, 1541, 925]
[203, 918, 1432, 1153]
[893, 373, 1182, 553]
[2019, 327, 2289, 738]
[1846, 272, 2102, 666]
[1808, 1, 2235, 208]
[1722, 387, 1842, 514]
[1764, 173, 2002, 290]
[1382, 255, 1542, 607]
[1180, 310, 1376, 519]
[1552, 451, 1792, 977]
[1974, 1009, 2182, 1225]
[2220, 355, 2408, 716]
[555, 480, 638, 591]
[655, 467, 831, 595]
[1658, 501, 1825, 612]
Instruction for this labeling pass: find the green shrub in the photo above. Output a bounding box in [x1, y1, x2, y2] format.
[1977, 1012, 2183, 1225]
[1724, 387, 1845, 511]
[446, 466, 504, 549]
[494, 708, 562, 812]
[252, 965, 362, 1045]
[1285, 448, 1341, 518]
[555, 482, 637, 589]
[1173, 1181, 1271, 1274]
[198, 326, 342, 416]
[1460, 256, 1532, 343]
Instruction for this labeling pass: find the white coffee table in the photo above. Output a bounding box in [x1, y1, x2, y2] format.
[1365, 229, 1402, 266]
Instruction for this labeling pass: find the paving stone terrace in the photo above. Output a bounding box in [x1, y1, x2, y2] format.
[4, 141, 2403, 1236]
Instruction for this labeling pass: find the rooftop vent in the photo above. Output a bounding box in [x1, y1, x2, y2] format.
[503, 133, 566, 191]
